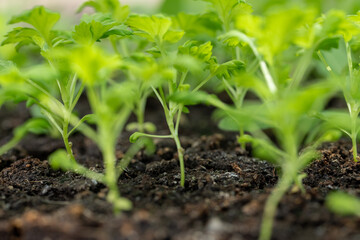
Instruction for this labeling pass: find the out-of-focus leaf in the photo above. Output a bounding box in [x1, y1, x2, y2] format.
[70, 46, 121, 86]
[326, 192, 360, 217]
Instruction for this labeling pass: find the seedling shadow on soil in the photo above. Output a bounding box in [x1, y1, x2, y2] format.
[0, 104, 359, 240]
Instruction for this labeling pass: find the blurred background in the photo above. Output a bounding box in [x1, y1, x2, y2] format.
[1, 0, 360, 60]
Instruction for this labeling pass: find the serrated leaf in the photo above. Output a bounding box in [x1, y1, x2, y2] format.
[178, 41, 213, 63]
[127, 14, 181, 43]
[2, 27, 44, 50]
[211, 59, 245, 80]
[73, 18, 118, 45]
[319, 10, 360, 42]
[8, 6, 60, 44]
[199, 0, 252, 29]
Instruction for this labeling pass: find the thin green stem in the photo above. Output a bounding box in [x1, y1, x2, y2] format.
[345, 41, 353, 82]
[136, 95, 147, 133]
[116, 140, 144, 178]
[192, 74, 213, 92]
[317, 50, 335, 77]
[175, 106, 182, 136]
[350, 111, 358, 162]
[62, 115, 75, 162]
[259, 173, 293, 240]
[0, 134, 22, 155]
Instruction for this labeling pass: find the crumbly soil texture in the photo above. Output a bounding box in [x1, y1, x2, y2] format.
[0, 103, 359, 240]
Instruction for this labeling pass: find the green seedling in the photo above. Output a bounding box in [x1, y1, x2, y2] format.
[49, 44, 143, 213]
[0, 6, 83, 161]
[127, 13, 223, 187]
[314, 10, 360, 162]
[78, 1, 158, 137]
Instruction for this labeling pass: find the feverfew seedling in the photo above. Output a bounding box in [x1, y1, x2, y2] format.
[49, 44, 141, 212]
[315, 10, 360, 162]
[1, 6, 83, 161]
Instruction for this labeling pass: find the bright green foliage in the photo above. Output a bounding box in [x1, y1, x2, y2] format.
[127, 14, 184, 44]
[70, 46, 121, 86]
[78, 0, 130, 22]
[315, 14, 360, 161]
[199, 0, 252, 31]
[2, 6, 60, 50]
[172, 12, 221, 38]
[236, 8, 316, 64]
[49, 45, 141, 213]
[73, 13, 132, 45]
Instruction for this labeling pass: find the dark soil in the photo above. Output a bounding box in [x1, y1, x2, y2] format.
[0, 102, 359, 240]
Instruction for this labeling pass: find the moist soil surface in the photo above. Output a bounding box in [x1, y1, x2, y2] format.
[0, 102, 359, 240]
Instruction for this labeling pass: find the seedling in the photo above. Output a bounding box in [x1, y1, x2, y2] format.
[1, 6, 84, 162]
[49, 44, 143, 212]
[315, 10, 360, 162]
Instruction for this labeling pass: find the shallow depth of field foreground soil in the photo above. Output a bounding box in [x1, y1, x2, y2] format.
[0, 103, 359, 240]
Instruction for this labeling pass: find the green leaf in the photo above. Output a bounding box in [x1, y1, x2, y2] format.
[218, 116, 241, 131]
[129, 132, 145, 143]
[172, 12, 221, 37]
[319, 10, 360, 42]
[199, 0, 252, 29]
[49, 149, 74, 171]
[100, 25, 133, 39]
[313, 110, 360, 136]
[235, 8, 316, 64]
[78, 0, 130, 22]
[14, 118, 50, 137]
[104, 82, 137, 111]
[178, 41, 213, 63]
[169, 91, 213, 105]
[1, 27, 44, 50]
[127, 14, 183, 43]
[238, 134, 285, 164]
[163, 30, 185, 43]
[8, 6, 60, 44]
[326, 192, 360, 217]
[70, 46, 121, 86]
[211, 59, 245, 80]
[73, 14, 132, 45]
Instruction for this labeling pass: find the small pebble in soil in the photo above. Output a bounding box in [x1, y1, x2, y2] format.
[40, 185, 51, 195]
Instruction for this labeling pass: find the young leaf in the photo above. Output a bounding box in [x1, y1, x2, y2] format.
[178, 40, 213, 63]
[49, 149, 75, 171]
[312, 110, 360, 137]
[73, 14, 132, 45]
[127, 15, 184, 44]
[70, 46, 121, 86]
[199, 0, 252, 30]
[6, 6, 60, 48]
[78, 0, 130, 23]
